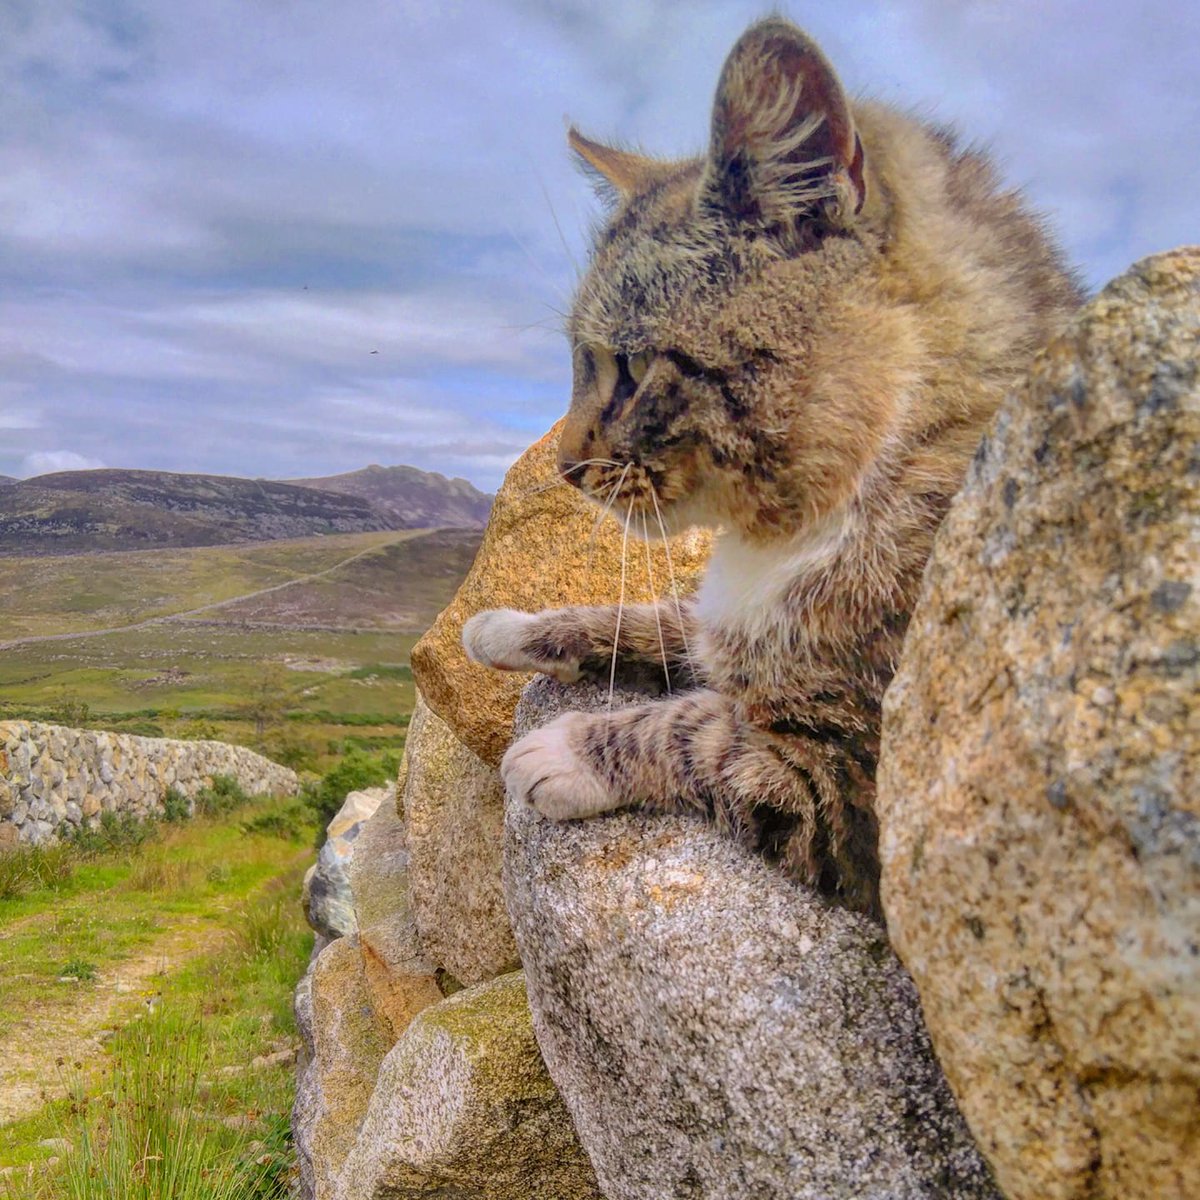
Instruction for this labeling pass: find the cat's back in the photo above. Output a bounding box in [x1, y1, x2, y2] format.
[853, 100, 1082, 391]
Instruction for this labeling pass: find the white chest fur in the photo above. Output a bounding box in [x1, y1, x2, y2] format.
[694, 515, 850, 642]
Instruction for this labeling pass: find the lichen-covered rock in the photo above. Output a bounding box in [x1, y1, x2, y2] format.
[347, 792, 443, 1038]
[302, 786, 389, 941]
[337, 971, 602, 1200]
[505, 676, 999, 1200]
[400, 692, 519, 985]
[878, 249, 1200, 1200]
[294, 937, 394, 1200]
[410, 420, 709, 767]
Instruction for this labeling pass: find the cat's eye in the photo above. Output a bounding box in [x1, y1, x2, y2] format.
[628, 350, 653, 385]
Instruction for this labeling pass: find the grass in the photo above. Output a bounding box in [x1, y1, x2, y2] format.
[0, 624, 416, 774]
[0, 873, 313, 1198]
[0, 796, 316, 1041]
[0, 530, 418, 640]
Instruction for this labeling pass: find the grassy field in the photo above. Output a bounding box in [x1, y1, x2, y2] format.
[0, 530, 413, 640]
[0, 523, 479, 1193]
[0, 624, 417, 773]
[0, 526, 479, 772]
[0, 793, 317, 1196]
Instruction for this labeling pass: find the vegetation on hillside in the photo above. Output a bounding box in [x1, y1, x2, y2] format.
[0, 463, 491, 557]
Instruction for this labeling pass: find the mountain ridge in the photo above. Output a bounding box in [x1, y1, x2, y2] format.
[0, 464, 493, 557]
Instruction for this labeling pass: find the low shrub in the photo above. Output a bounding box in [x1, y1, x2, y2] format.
[161, 785, 191, 823]
[241, 804, 309, 842]
[302, 746, 400, 834]
[64, 810, 157, 855]
[59, 959, 97, 982]
[193, 774, 249, 819]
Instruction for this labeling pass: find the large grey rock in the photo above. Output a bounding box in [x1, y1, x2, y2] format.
[295, 936, 393, 1200]
[401, 693, 520, 984]
[879, 248, 1200, 1200]
[347, 793, 443, 1039]
[504, 677, 1000, 1200]
[337, 971, 602, 1200]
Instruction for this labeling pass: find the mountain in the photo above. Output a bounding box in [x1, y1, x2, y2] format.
[0, 469, 390, 557]
[0, 464, 493, 557]
[289, 464, 492, 530]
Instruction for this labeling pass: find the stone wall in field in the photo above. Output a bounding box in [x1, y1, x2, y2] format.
[0, 720, 299, 849]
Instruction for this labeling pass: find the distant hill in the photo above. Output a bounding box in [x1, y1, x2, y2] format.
[0, 464, 493, 557]
[0, 469, 391, 557]
[0, 476, 17, 486]
[290, 465, 492, 530]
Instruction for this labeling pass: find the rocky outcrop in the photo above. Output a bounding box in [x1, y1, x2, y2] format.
[400, 695, 517, 984]
[410, 420, 709, 767]
[345, 792, 443, 1039]
[292, 795, 599, 1200]
[302, 786, 390, 941]
[878, 248, 1200, 1200]
[505, 677, 1000, 1200]
[0, 720, 297, 847]
[294, 936, 394, 1199]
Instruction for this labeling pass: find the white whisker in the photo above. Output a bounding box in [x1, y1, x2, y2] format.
[588, 462, 631, 570]
[609, 496, 633, 710]
[516, 458, 625, 501]
[643, 510, 671, 695]
[650, 482, 697, 680]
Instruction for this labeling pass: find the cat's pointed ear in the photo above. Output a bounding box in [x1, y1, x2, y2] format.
[705, 20, 865, 241]
[569, 127, 660, 202]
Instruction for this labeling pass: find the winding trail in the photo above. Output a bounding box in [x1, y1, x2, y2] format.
[0, 846, 313, 1127]
[0, 919, 228, 1125]
[0, 533, 416, 653]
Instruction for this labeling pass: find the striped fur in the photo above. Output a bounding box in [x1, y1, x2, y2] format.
[466, 18, 1081, 918]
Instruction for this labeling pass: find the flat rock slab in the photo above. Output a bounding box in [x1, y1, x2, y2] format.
[504, 677, 999, 1200]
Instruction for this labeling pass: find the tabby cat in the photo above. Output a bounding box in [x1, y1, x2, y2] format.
[464, 17, 1080, 917]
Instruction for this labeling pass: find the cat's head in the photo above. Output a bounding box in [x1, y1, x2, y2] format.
[559, 18, 900, 541]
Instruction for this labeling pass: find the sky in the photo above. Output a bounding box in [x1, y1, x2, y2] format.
[1, 1, 1197, 491]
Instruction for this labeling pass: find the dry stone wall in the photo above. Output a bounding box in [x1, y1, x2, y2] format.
[0, 720, 298, 848]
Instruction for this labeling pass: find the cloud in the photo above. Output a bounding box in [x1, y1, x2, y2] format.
[21, 450, 107, 477]
[0, 1, 1195, 489]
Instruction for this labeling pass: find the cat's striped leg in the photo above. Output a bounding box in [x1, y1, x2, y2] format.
[501, 689, 785, 834]
[463, 601, 698, 684]
[501, 689, 881, 915]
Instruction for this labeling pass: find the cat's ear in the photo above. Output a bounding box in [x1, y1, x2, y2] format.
[569, 127, 660, 203]
[705, 20, 865, 242]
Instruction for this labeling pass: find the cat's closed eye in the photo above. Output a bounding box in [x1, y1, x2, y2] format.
[582, 345, 654, 408]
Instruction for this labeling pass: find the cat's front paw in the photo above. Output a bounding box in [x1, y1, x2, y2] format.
[501, 715, 618, 821]
[462, 609, 582, 683]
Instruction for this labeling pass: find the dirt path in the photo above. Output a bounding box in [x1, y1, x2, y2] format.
[0, 918, 231, 1125]
[0, 532, 418, 652]
[0, 850, 313, 1127]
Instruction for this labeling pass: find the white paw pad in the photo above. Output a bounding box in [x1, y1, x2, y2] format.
[501, 716, 616, 821]
[462, 609, 581, 682]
